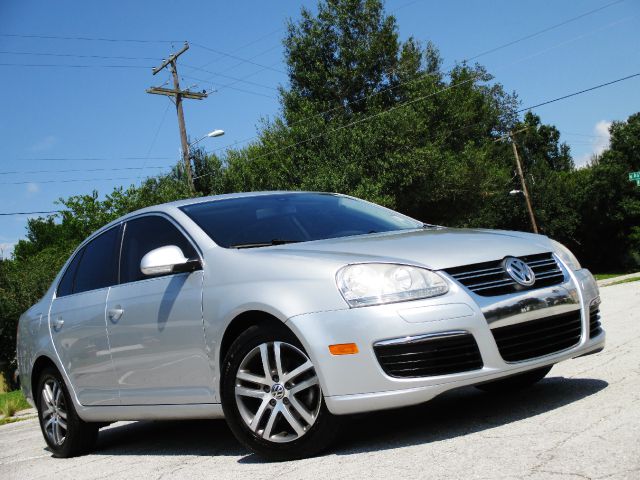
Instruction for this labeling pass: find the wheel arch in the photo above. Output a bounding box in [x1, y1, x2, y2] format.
[219, 310, 292, 368]
[30, 355, 60, 403]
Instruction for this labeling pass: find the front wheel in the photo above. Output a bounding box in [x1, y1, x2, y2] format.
[36, 367, 99, 457]
[475, 365, 553, 393]
[221, 325, 340, 460]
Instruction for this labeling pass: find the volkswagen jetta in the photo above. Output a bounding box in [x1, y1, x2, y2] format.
[16, 192, 605, 460]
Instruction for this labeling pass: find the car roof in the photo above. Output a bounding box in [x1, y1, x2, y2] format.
[160, 190, 328, 209]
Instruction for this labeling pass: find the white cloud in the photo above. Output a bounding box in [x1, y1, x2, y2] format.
[0, 242, 16, 260]
[593, 120, 612, 156]
[576, 120, 611, 167]
[30, 134, 57, 152]
[26, 182, 40, 195]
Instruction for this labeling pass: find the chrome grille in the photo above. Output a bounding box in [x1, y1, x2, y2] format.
[374, 332, 483, 378]
[444, 252, 565, 296]
[589, 306, 603, 338]
[491, 310, 582, 362]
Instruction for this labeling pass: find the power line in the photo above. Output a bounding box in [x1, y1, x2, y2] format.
[181, 63, 279, 91]
[0, 175, 157, 186]
[189, 30, 283, 77]
[465, 0, 625, 62]
[13, 156, 172, 162]
[516, 73, 639, 112]
[0, 50, 161, 61]
[499, 15, 636, 69]
[391, 0, 428, 13]
[140, 101, 173, 176]
[0, 33, 181, 44]
[0, 210, 61, 216]
[0, 62, 152, 69]
[191, 42, 286, 75]
[0, 166, 169, 176]
[229, 27, 284, 52]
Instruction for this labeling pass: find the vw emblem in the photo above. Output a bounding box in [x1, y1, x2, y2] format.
[504, 257, 536, 287]
[271, 383, 285, 400]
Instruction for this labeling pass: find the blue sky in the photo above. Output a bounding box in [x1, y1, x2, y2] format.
[1, 0, 639, 257]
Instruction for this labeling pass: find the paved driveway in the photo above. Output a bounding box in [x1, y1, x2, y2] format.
[2, 281, 639, 480]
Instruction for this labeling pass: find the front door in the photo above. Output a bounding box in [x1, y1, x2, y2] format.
[49, 226, 120, 406]
[105, 214, 214, 405]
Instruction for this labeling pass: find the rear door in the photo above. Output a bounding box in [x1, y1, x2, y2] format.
[48, 226, 121, 406]
[105, 214, 214, 405]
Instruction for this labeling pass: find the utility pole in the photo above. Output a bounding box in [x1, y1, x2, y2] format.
[509, 132, 539, 234]
[147, 42, 207, 193]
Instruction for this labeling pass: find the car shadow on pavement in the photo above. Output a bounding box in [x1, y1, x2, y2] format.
[330, 376, 608, 458]
[90, 375, 606, 462]
[95, 417, 245, 457]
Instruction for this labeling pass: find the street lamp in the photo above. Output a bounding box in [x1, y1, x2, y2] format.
[190, 129, 225, 148]
[187, 129, 225, 190]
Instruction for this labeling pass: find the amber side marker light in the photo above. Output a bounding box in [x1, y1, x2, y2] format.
[329, 343, 359, 355]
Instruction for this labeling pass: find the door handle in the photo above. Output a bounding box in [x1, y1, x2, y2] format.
[52, 317, 64, 331]
[108, 307, 124, 322]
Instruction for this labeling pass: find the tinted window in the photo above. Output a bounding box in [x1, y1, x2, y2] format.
[179, 193, 422, 248]
[56, 247, 85, 297]
[74, 226, 120, 294]
[120, 215, 197, 283]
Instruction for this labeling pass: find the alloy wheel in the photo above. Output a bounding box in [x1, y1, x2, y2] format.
[41, 378, 68, 446]
[234, 341, 321, 443]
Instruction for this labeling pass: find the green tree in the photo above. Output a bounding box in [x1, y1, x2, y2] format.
[573, 114, 640, 269]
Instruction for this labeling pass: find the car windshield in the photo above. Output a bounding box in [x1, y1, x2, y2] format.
[179, 193, 423, 248]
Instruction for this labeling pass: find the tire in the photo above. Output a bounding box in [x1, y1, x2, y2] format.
[221, 324, 340, 460]
[475, 365, 553, 393]
[36, 367, 99, 458]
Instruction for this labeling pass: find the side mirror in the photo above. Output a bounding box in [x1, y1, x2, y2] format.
[140, 245, 201, 277]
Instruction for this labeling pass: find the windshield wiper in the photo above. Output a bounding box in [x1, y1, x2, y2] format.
[231, 239, 303, 249]
[422, 223, 441, 229]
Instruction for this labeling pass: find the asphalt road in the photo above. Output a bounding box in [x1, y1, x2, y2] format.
[2, 282, 639, 480]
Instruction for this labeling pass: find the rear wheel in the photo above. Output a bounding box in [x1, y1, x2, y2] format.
[36, 367, 98, 457]
[476, 365, 553, 393]
[221, 325, 340, 460]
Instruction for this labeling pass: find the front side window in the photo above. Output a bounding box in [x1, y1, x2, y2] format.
[73, 226, 120, 294]
[179, 193, 422, 248]
[56, 246, 85, 297]
[120, 215, 197, 284]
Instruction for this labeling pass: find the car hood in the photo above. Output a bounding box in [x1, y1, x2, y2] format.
[260, 227, 554, 270]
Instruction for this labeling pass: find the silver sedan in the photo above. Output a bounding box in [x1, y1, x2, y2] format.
[16, 192, 605, 460]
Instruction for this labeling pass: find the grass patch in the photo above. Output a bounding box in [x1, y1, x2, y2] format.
[0, 416, 28, 426]
[605, 276, 640, 287]
[594, 273, 627, 280]
[0, 390, 31, 418]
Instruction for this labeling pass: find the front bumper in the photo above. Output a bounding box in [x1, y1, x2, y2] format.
[287, 267, 604, 415]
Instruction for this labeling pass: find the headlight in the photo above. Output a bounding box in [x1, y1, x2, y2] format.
[336, 263, 449, 307]
[551, 239, 581, 271]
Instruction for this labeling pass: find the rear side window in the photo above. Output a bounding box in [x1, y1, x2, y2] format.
[73, 226, 120, 294]
[120, 215, 197, 284]
[56, 247, 85, 297]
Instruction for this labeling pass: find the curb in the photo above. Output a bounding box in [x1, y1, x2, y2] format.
[597, 272, 640, 287]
